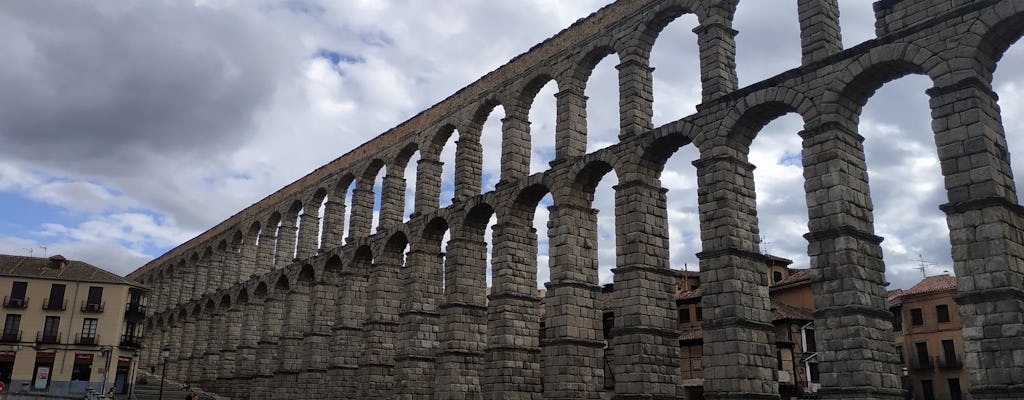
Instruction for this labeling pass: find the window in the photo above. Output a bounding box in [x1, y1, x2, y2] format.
[941, 339, 958, 366]
[2, 315, 20, 341]
[71, 354, 92, 382]
[803, 325, 817, 353]
[42, 316, 59, 343]
[936, 304, 950, 323]
[678, 308, 691, 323]
[45, 284, 66, 310]
[10, 282, 26, 301]
[602, 312, 614, 340]
[948, 378, 963, 400]
[695, 307, 703, 321]
[896, 345, 903, 363]
[80, 318, 97, 345]
[921, 379, 935, 400]
[915, 341, 930, 368]
[772, 271, 783, 284]
[891, 306, 903, 331]
[86, 287, 103, 307]
[910, 308, 923, 326]
[808, 362, 820, 383]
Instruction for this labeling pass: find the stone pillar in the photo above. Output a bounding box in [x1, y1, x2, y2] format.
[800, 120, 902, 400]
[256, 233, 277, 275]
[554, 85, 588, 163]
[433, 234, 489, 399]
[168, 323, 184, 381]
[189, 312, 210, 384]
[693, 4, 739, 102]
[275, 222, 298, 267]
[218, 305, 242, 394]
[348, 183, 375, 239]
[484, 219, 542, 399]
[928, 78, 1024, 399]
[415, 156, 443, 214]
[358, 254, 402, 398]
[274, 282, 311, 398]
[208, 251, 225, 294]
[296, 211, 320, 260]
[192, 261, 208, 300]
[394, 237, 443, 399]
[255, 291, 285, 396]
[617, 57, 654, 139]
[236, 296, 262, 394]
[611, 179, 681, 399]
[320, 199, 346, 250]
[379, 173, 407, 228]
[202, 309, 223, 388]
[692, 153, 778, 400]
[328, 260, 368, 397]
[151, 280, 163, 312]
[178, 317, 196, 382]
[239, 236, 258, 282]
[454, 128, 483, 202]
[500, 106, 531, 184]
[168, 269, 183, 309]
[542, 202, 604, 399]
[302, 278, 336, 398]
[798, 0, 843, 65]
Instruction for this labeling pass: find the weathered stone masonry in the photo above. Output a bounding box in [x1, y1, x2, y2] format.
[130, 0, 1024, 399]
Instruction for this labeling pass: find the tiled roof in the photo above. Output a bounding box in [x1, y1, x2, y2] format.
[891, 274, 956, 300]
[772, 269, 810, 288]
[771, 299, 813, 321]
[0, 254, 143, 287]
[677, 288, 701, 300]
[679, 327, 703, 342]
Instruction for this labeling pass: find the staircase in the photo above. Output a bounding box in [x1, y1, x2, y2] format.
[129, 373, 226, 400]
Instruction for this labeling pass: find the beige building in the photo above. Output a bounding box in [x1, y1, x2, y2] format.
[0, 254, 147, 399]
[888, 274, 968, 400]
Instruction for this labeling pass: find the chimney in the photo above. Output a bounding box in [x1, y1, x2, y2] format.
[48, 255, 68, 270]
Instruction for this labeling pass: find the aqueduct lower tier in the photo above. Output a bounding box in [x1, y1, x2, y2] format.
[129, 0, 1024, 399]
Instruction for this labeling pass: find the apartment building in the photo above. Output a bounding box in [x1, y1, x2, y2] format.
[0, 254, 147, 399]
[888, 274, 968, 400]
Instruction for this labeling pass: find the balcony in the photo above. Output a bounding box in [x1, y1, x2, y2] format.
[125, 302, 147, 321]
[35, 331, 60, 344]
[41, 299, 67, 311]
[0, 330, 21, 343]
[74, 333, 99, 346]
[3, 296, 28, 309]
[940, 356, 963, 369]
[911, 356, 935, 371]
[120, 334, 143, 348]
[80, 301, 105, 313]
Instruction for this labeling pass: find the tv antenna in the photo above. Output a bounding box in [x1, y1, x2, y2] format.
[759, 235, 771, 255]
[914, 254, 935, 278]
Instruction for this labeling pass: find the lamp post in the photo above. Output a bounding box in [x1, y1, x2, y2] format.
[159, 345, 170, 400]
[127, 351, 139, 400]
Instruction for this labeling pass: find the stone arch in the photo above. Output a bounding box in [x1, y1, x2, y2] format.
[964, 1, 1024, 81]
[712, 86, 819, 150]
[638, 118, 700, 175]
[824, 42, 946, 124]
[632, 0, 706, 55]
[565, 152, 623, 199]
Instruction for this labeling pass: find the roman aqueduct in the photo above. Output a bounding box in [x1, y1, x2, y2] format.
[127, 0, 1024, 398]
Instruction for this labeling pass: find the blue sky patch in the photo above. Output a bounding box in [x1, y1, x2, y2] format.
[0, 191, 85, 239]
[778, 151, 802, 167]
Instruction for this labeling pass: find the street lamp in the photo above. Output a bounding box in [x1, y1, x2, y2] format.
[128, 351, 140, 400]
[159, 345, 170, 400]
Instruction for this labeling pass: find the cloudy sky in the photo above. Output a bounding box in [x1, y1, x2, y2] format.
[0, 0, 1021, 291]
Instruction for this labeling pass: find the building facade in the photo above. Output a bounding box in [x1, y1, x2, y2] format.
[889, 275, 968, 400]
[0, 254, 147, 399]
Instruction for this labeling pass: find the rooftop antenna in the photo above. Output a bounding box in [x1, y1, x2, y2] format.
[759, 235, 771, 255]
[23, 248, 33, 257]
[683, 263, 688, 272]
[39, 246, 47, 257]
[914, 254, 935, 278]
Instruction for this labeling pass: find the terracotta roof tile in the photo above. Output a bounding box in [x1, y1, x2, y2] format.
[890, 275, 956, 300]
[771, 299, 813, 321]
[0, 254, 143, 287]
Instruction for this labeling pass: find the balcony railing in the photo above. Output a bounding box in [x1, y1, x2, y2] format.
[0, 330, 21, 343]
[125, 302, 147, 321]
[912, 356, 936, 370]
[2, 296, 28, 309]
[35, 331, 60, 344]
[80, 301, 105, 313]
[42, 299, 67, 311]
[940, 356, 963, 369]
[74, 333, 99, 346]
[120, 334, 143, 348]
